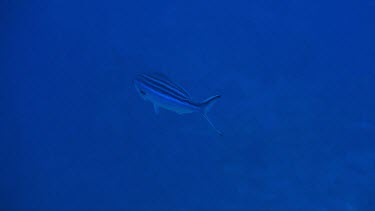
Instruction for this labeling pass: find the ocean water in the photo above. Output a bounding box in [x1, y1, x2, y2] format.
[1, 0, 375, 210]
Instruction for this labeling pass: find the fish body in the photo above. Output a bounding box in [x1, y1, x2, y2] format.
[134, 72, 222, 135]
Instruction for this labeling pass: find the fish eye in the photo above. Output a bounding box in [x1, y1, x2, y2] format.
[140, 90, 146, 95]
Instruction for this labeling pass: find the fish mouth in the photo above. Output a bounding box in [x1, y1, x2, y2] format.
[133, 79, 146, 96]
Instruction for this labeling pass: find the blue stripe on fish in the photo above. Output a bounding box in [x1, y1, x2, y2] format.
[140, 73, 190, 99]
[144, 73, 191, 99]
[139, 73, 189, 100]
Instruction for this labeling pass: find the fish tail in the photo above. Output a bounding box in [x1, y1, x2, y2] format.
[199, 95, 223, 136]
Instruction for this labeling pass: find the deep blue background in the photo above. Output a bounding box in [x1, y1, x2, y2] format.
[1, 0, 375, 210]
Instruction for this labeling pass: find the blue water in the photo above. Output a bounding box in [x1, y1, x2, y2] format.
[1, 0, 375, 210]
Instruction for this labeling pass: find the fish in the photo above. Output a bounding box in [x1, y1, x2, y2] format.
[134, 72, 223, 136]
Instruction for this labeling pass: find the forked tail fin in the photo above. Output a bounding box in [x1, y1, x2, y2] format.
[199, 95, 223, 136]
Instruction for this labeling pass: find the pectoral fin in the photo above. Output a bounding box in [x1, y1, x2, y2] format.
[153, 104, 160, 114]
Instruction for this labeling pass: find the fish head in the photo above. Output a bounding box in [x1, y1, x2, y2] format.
[133, 77, 148, 100]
